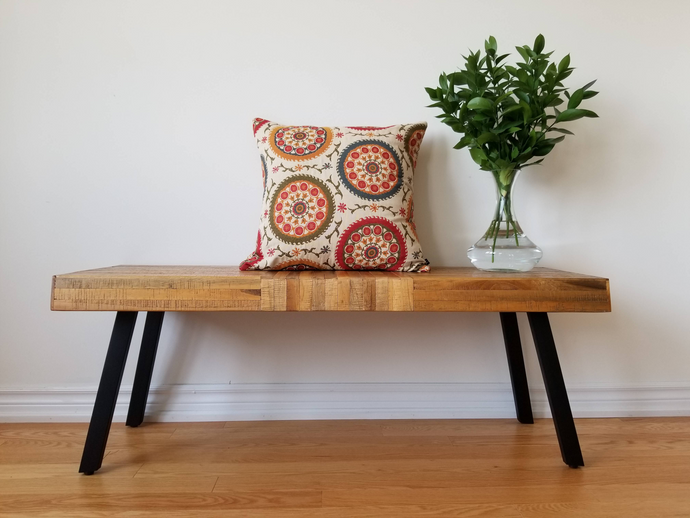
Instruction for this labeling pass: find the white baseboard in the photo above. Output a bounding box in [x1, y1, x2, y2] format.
[1, 382, 689, 422]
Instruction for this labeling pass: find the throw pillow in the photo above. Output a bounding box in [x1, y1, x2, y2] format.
[240, 118, 430, 272]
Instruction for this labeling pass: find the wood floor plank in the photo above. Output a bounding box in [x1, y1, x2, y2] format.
[0, 490, 321, 513]
[515, 500, 690, 518]
[321, 483, 690, 507]
[165, 431, 450, 447]
[134, 457, 577, 478]
[381, 418, 557, 437]
[0, 504, 523, 517]
[0, 422, 222, 433]
[107, 441, 564, 465]
[0, 431, 175, 448]
[0, 442, 103, 464]
[220, 420, 385, 437]
[381, 417, 690, 437]
[447, 432, 690, 455]
[211, 462, 690, 492]
[1, 418, 689, 516]
[0, 462, 141, 479]
[134, 449, 690, 479]
[0, 474, 218, 494]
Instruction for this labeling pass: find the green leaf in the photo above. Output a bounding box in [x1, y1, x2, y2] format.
[582, 90, 599, 99]
[558, 54, 570, 73]
[516, 149, 533, 162]
[515, 46, 530, 62]
[533, 34, 545, 54]
[550, 127, 574, 135]
[494, 92, 511, 104]
[425, 87, 438, 100]
[467, 97, 494, 111]
[449, 72, 467, 85]
[582, 79, 597, 91]
[533, 142, 556, 156]
[555, 108, 599, 122]
[495, 53, 511, 64]
[496, 160, 512, 173]
[567, 88, 584, 109]
[514, 90, 530, 104]
[485, 35, 497, 54]
[453, 135, 473, 149]
[477, 132, 499, 145]
[522, 158, 545, 168]
[519, 101, 532, 123]
[439, 73, 448, 92]
[501, 104, 523, 116]
[492, 117, 521, 134]
[469, 147, 487, 165]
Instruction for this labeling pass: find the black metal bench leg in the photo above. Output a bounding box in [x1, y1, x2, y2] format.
[126, 312, 165, 427]
[500, 312, 534, 424]
[79, 311, 138, 475]
[527, 312, 584, 468]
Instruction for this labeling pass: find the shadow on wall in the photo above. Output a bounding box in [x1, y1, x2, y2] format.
[151, 311, 511, 387]
[413, 130, 475, 266]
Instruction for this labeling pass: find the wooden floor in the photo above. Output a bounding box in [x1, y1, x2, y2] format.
[0, 418, 688, 517]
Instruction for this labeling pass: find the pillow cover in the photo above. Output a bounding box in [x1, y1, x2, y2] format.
[240, 118, 430, 272]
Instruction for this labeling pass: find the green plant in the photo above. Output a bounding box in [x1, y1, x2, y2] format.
[426, 34, 598, 175]
[425, 34, 598, 256]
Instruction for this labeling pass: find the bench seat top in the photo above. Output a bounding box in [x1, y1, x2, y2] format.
[51, 266, 611, 313]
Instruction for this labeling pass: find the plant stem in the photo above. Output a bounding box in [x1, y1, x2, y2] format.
[491, 218, 499, 263]
[505, 196, 520, 246]
[486, 167, 522, 263]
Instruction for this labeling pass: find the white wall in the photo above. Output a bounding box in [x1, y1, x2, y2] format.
[1, 0, 689, 420]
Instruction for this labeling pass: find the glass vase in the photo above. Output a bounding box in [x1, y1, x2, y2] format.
[467, 167, 542, 272]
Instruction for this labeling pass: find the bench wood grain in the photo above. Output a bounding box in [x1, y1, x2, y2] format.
[51, 266, 610, 313]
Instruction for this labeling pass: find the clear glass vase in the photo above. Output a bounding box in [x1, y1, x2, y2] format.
[467, 167, 542, 272]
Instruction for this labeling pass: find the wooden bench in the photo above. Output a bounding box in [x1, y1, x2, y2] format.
[51, 266, 611, 474]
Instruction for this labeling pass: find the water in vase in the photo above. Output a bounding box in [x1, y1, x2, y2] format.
[467, 169, 543, 272]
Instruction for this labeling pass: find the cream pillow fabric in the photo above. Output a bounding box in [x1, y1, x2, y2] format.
[240, 118, 429, 272]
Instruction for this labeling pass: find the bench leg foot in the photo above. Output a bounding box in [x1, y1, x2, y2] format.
[79, 311, 138, 475]
[500, 312, 534, 424]
[126, 312, 165, 427]
[527, 312, 584, 468]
